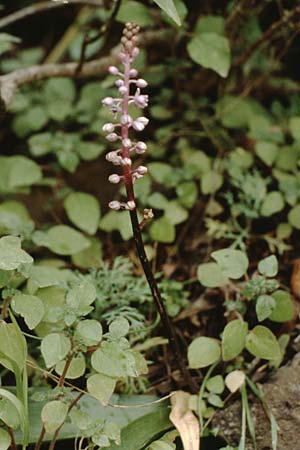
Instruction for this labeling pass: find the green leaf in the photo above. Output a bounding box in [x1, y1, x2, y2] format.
[109, 318, 130, 338]
[64, 192, 101, 235]
[197, 262, 228, 287]
[211, 248, 249, 279]
[164, 201, 188, 225]
[208, 393, 223, 408]
[261, 191, 284, 217]
[87, 373, 116, 405]
[275, 145, 298, 171]
[66, 282, 96, 308]
[188, 336, 221, 368]
[41, 333, 71, 367]
[32, 225, 90, 255]
[0, 429, 11, 450]
[176, 181, 198, 209]
[0, 236, 33, 270]
[0, 396, 20, 429]
[195, 15, 225, 35]
[255, 141, 278, 166]
[71, 236, 102, 269]
[0, 321, 27, 373]
[149, 216, 175, 243]
[41, 400, 68, 433]
[55, 354, 86, 379]
[0, 32, 20, 56]
[258, 255, 278, 277]
[288, 205, 300, 229]
[245, 326, 281, 360]
[152, 0, 181, 25]
[12, 107, 48, 137]
[148, 162, 173, 185]
[256, 295, 276, 322]
[91, 342, 128, 377]
[12, 292, 44, 329]
[289, 116, 300, 141]
[187, 32, 231, 77]
[222, 319, 248, 361]
[75, 320, 102, 346]
[200, 171, 223, 194]
[99, 211, 132, 241]
[44, 78, 76, 121]
[117, 1, 154, 26]
[269, 290, 294, 323]
[206, 375, 224, 394]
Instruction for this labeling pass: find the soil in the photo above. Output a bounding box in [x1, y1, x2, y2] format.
[212, 354, 300, 450]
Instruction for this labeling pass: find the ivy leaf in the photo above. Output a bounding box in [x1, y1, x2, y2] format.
[87, 373, 116, 405]
[258, 255, 278, 277]
[12, 292, 44, 330]
[152, 0, 181, 25]
[41, 400, 68, 433]
[245, 326, 281, 360]
[187, 32, 231, 77]
[41, 333, 71, 367]
[64, 192, 101, 235]
[188, 337, 221, 368]
[211, 248, 249, 279]
[222, 319, 248, 361]
[0, 236, 33, 271]
[197, 262, 228, 287]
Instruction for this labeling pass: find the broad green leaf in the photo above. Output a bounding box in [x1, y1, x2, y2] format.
[0, 396, 20, 429]
[187, 32, 231, 78]
[71, 236, 102, 269]
[0, 236, 33, 270]
[269, 290, 294, 323]
[109, 318, 130, 338]
[152, 0, 181, 25]
[164, 201, 188, 225]
[64, 192, 101, 235]
[276, 222, 292, 240]
[258, 255, 278, 277]
[27, 265, 64, 290]
[288, 205, 300, 229]
[55, 354, 86, 379]
[149, 216, 175, 243]
[200, 171, 223, 194]
[255, 141, 278, 166]
[32, 225, 90, 255]
[41, 400, 68, 433]
[261, 191, 284, 217]
[99, 211, 132, 241]
[117, 1, 154, 26]
[222, 320, 248, 361]
[0, 429, 11, 450]
[44, 78, 76, 121]
[197, 262, 228, 287]
[91, 342, 128, 377]
[256, 295, 276, 322]
[289, 116, 300, 141]
[188, 336, 221, 368]
[41, 333, 71, 367]
[66, 282, 96, 308]
[148, 162, 173, 185]
[75, 319, 102, 346]
[211, 248, 249, 279]
[148, 192, 169, 210]
[0, 321, 27, 372]
[12, 292, 44, 329]
[208, 393, 223, 408]
[206, 375, 224, 394]
[176, 181, 198, 209]
[245, 326, 281, 360]
[12, 107, 48, 137]
[275, 145, 298, 171]
[195, 15, 225, 35]
[87, 373, 116, 405]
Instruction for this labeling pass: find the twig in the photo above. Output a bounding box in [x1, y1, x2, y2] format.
[0, 0, 105, 29]
[0, 30, 168, 109]
[234, 6, 300, 66]
[225, 0, 260, 35]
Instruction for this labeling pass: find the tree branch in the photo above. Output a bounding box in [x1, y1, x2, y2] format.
[0, 0, 105, 29]
[0, 30, 168, 109]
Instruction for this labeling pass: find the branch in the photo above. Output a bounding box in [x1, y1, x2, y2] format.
[225, 0, 260, 35]
[0, 0, 105, 29]
[0, 30, 168, 109]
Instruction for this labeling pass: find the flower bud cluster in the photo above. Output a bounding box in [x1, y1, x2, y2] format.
[102, 23, 150, 211]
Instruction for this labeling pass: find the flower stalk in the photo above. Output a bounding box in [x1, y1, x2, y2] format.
[102, 23, 197, 392]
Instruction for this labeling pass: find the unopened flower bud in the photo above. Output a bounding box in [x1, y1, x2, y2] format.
[137, 165, 147, 175]
[102, 97, 114, 106]
[132, 47, 139, 58]
[121, 157, 132, 166]
[136, 141, 147, 152]
[106, 133, 119, 142]
[136, 78, 148, 88]
[122, 138, 132, 148]
[137, 116, 149, 125]
[126, 200, 136, 210]
[121, 114, 133, 125]
[119, 86, 127, 95]
[109, 200, 121, 210]
[132, 120, 145, 131]
[115, 79, 124, 87]
[102, 123, 115, 133]
[129, 68, 138, 77]
[108, 174, 121, 184]
[108, 66, 119, 75]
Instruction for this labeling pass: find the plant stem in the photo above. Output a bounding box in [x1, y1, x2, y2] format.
[34, 427, 46, 450]
[7, 427, 17, 450]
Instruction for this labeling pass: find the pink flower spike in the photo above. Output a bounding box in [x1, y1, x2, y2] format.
[136, 141, 147, 152]
[115, 79, 124, 87]
[121, 115, 133, 125]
